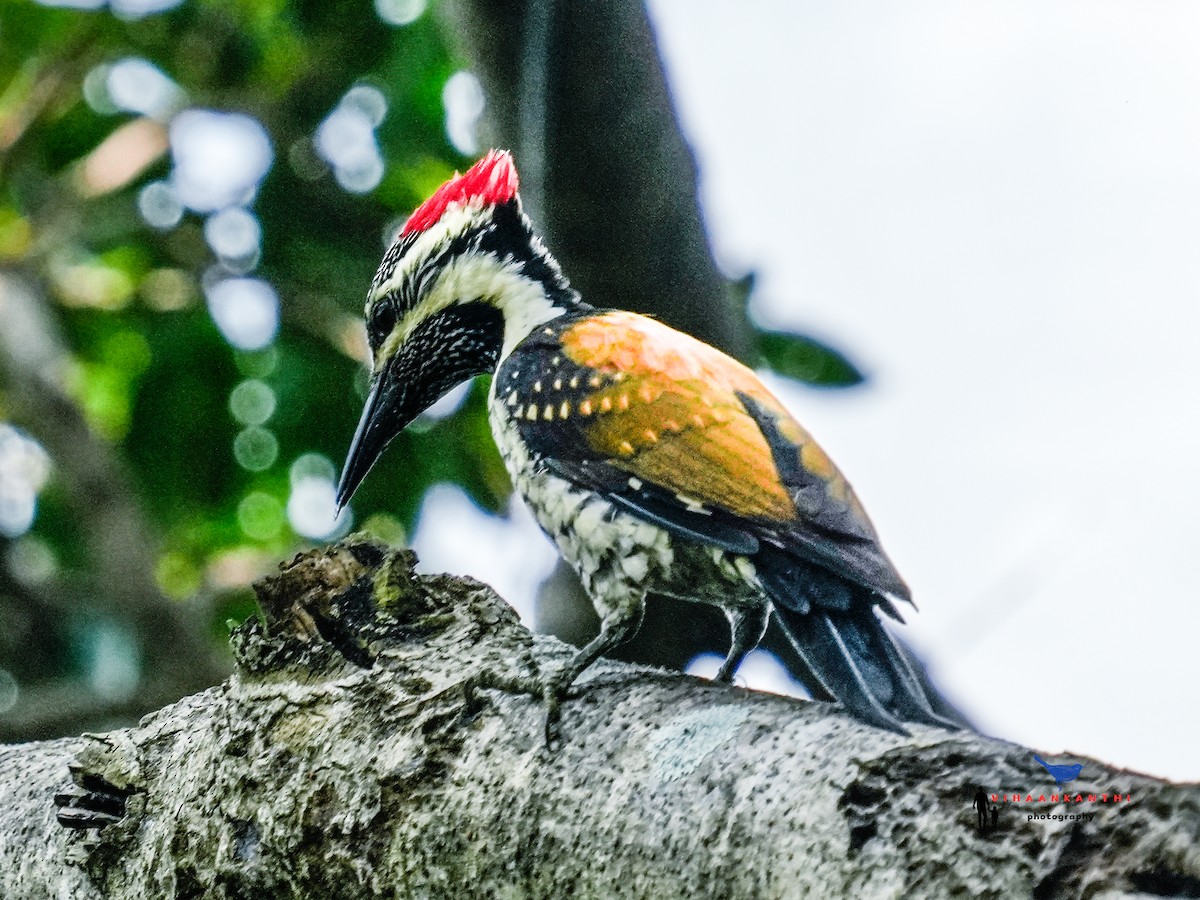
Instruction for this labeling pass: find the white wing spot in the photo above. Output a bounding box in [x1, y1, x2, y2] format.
[734, 557, 757, 581]
[621, 553, 650, 582]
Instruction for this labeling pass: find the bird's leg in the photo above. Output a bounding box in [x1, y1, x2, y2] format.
[715, 603, 771, 684]
[541, 592, 646, 746]
[461, 668, 545, 716]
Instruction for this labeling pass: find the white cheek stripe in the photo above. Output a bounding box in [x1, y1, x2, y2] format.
[378, 251, 564, 367]
[369, 201, 485, 307]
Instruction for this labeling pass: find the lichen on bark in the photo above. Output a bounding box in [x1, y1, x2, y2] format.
[1, 537, 1198, 899]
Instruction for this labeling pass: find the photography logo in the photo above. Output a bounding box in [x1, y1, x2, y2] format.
[969, 754, 1132, 832]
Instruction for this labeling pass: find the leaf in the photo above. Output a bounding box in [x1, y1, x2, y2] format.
[756, 328, 865, 388]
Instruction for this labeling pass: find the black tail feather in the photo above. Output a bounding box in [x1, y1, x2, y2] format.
[872, 618, 963, 730]
[773, 603, 959, 733]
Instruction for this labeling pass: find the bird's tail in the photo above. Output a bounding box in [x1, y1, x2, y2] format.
[771, 601, 960, 734]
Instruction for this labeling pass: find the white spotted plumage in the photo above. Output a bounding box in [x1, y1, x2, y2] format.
[488, 385, 673, 615]
[486, 377, 766, 630]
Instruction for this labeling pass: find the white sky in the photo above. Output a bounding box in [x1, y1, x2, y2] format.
[645, 0, 1200, 781]
[415, 0, 1200, 781]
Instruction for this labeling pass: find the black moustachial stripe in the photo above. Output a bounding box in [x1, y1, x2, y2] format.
[396, 301, 504, 412]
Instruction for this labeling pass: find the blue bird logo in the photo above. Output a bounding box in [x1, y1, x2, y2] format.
[1034, 754, 1084, 785]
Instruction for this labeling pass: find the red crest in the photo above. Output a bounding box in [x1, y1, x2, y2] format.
[401, 149, 519, 237]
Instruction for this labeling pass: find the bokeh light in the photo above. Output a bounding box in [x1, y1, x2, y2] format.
[375, 0, 425, 27]
[5, 535, 58, 587]
[315, 86, 388, 194]
[205, 277, 280, 350]
[290, 453, 337, 485]
[137, 180, 184, 230]
[442, 71, 484, 156]
[139, 267, 196, 311]
[229, 379, 276, 426]
[286, 453, 350, 540]
[45, 0, 187, 18]
[238, 491, 284, 540]
[106, 57, 184, 120]
[84, 622, 140, 701]
[33, 0, 103, 10]
[0, 424, 51, 538]
[109, 0, 185, 18]
[169, 109, 273, 212]
[233, 426, 279, 472]
[204, 207, 262, 271]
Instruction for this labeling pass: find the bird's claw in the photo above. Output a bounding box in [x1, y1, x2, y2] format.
[462, 669, 572, 748]
[542, 688, 563, 749]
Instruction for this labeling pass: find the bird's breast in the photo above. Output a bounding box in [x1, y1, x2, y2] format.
[486, 387, 762, 610]
[487, 391, 670, 602]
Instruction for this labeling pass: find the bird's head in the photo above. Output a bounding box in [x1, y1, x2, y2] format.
[336, 149, 577, 509]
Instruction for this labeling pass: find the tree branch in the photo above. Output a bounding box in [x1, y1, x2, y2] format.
[1, 538, 1195, 898]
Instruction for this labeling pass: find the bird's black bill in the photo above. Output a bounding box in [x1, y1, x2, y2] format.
[336, 380, 383, 511]
[336, 370, 415, 512]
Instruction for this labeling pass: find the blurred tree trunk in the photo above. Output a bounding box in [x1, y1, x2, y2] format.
[2, 540, 1196, 899]
[0, 270, 228, 742]
[440, 0, 752, 360]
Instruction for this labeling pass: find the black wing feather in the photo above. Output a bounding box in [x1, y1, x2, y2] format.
[542, 458, 760, 555]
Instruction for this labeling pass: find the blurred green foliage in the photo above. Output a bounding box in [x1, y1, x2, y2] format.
[757, 330, 863, 388]
[0, 0, 509, 706]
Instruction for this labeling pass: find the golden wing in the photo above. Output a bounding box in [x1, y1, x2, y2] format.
[516, 311, 909, 600]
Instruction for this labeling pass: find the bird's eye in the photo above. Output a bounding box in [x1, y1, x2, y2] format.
[368, 301, 397, 346]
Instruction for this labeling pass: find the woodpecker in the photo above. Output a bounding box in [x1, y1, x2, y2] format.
[337, 149, 955, 735]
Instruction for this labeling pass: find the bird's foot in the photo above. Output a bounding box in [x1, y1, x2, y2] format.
[462, 669, 543, 713]
[713, 660, 740, 685]
[462, 669, 573, 749]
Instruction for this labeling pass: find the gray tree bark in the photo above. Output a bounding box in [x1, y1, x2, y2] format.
[1, 538, 1196, 899]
